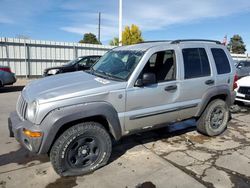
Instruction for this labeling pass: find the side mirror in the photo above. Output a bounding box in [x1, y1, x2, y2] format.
[135, 73, 156, 87]
[237, 65, 242, 69]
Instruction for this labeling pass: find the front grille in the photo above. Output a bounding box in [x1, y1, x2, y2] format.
[238, 87, 250, 95]
[16, 94, 28, 120]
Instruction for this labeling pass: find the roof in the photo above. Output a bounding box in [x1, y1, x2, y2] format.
[113, 39, 222, 52]
[78, 55, 102, 58]
[113, 41, 172, 52]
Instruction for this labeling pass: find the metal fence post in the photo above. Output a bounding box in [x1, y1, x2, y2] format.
[24, 42, 30, 78]
[73, 45, 78, 58]
[5, 38, 10, 67]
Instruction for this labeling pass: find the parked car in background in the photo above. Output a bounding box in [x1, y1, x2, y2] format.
[235, 75, 250, 105]
[43, 55, 101, 77]
[0, 66, 16, 87]
[235, 60, 250, 78]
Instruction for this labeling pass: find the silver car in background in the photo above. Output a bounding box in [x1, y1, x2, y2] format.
[235, 60, 250, 78]
[0, 65, 16, 87]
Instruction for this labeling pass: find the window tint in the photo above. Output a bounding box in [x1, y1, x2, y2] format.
[142, 50, 176, 82]
[182, 48, 211, 79]
[246, 61, 250, 67]
[211, 48, 231, 74]
[88, 57, 99, 66]
[78, 58, 88, 66]
[93, 50, 144, 80]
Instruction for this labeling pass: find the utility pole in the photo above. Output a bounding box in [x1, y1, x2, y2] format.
[98, 12, 101, 43]
[119, 0, 123, 46]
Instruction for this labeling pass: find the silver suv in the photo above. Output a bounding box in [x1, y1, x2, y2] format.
[8, 40, 237, 176]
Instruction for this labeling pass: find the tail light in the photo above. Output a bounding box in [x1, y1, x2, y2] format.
[233, 74, 238, 90]
[0, 67, 12, 73]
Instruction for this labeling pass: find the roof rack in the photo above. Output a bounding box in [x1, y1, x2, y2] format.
[171, 39, 221, 44]
[139, 40, 171, 43]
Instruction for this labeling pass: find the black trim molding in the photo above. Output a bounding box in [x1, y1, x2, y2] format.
[129, 103, 198, 120]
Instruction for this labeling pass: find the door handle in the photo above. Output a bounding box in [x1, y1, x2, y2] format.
[205, 80, 215, 85]
[165, 85, 177, 91]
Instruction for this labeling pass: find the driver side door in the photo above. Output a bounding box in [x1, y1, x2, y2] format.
[124, 49, 180, 132]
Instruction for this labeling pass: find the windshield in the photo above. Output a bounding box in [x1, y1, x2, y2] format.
[65, 57, 82, 66]
[91, 50, 144, 81]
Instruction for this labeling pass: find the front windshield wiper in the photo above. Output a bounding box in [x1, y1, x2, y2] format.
[91, 69, 124, 81]
[104, 72, 125, 81]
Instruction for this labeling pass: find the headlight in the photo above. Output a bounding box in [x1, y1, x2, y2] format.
[26, 100, 38, 122]
[49, 69, 60, 75]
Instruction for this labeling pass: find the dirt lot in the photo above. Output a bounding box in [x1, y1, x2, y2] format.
[0, 80, 250, 188]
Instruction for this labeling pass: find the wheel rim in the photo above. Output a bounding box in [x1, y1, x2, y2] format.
[66, 136, 100, 169]
[210, 106, 225, 129]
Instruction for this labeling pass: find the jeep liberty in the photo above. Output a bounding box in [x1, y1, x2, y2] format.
[8, 40, 237, 176]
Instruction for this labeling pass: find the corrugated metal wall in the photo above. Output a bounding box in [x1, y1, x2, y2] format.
[231, 53, 249, 61]
[0, 37, 113, 76]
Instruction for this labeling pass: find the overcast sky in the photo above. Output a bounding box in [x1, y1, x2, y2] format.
[1, 0, 250, 51]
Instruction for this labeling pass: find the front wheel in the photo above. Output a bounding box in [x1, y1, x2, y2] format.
[197, 99, 229, 136]
[50, 122, 112, 176]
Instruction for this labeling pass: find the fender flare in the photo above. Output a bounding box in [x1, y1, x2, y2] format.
[196, 86, 233, 117]
[38, 102, 122, 154]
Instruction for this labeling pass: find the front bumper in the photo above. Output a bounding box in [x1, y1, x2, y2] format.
[8, 111, 43, 153]
[235, 91, 250, 105]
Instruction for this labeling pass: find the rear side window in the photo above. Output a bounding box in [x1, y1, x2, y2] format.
[182, 48, 211, 79]
[239, 61, 250, 67]
[211, 48, 231, 74]
[246, 61, 250, 67]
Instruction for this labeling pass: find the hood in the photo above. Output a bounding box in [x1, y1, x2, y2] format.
[44, 64, 71, 71]
[237, 76, 250, 87]
[23, 71, 126, 104]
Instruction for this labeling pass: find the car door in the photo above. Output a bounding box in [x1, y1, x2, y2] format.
[245, 61, 250, 76]
[176, 45, 215, 120]
[124, 49, 180, 132]
[236, 61, 247, 77]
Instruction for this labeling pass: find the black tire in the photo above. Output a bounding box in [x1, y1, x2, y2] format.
[50, 122, 112, 176]
[197, 99, 229, 136]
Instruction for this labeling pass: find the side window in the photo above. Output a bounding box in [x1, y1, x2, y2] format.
[182, 48, 211, 79]
[78, 58, 89, 66]
[211, 48, 231, 74]
[245, 61, 250, 67]
[88, 57, 99, 66]
[142, 50, 176, 82]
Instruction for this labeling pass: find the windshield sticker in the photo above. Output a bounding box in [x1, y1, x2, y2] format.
[95, 77, 110, 84]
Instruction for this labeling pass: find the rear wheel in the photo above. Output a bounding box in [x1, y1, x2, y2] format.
[50, 122, 112, 176]
[197, 99, 229, 136]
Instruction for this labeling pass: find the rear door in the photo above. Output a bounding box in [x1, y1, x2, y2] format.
[176, 45, 215, 120]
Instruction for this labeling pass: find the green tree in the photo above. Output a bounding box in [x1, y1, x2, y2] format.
[79, 33, 101, 44]
[122, 24, 143, 45]
[227, 35, 246, 54]
[109, 37, 119, 46]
